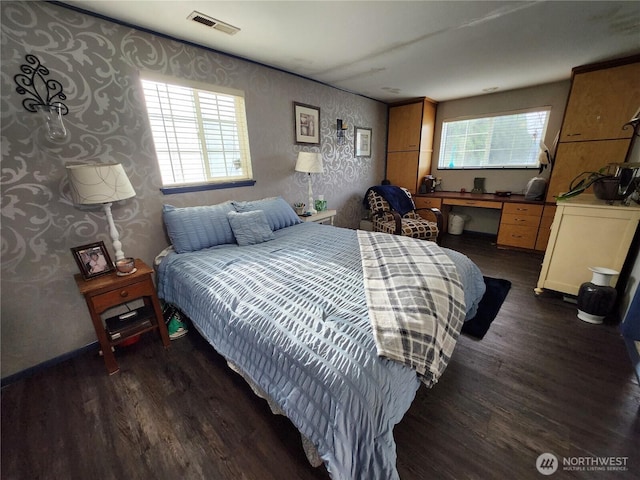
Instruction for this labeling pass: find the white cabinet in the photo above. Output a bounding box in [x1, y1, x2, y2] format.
[535, 195, 640, 296]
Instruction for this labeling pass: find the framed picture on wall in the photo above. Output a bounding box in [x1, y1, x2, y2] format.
[354, 126, 372, 157]
[71, 241, 115, 280]
[294, 102, 321, 145]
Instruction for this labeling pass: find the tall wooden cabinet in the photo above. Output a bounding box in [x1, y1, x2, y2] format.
[546, 56, 640, 203]
[386, 99, 437, 194]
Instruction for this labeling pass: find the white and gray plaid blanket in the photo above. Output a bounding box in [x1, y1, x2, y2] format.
[358, 230, 466, 387]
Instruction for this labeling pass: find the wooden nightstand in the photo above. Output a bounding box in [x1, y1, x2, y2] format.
[298, 209, 337, 225]
[74, 259, 170, 374]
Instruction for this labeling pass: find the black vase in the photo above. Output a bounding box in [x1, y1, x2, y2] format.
[577, 267, 618, 324]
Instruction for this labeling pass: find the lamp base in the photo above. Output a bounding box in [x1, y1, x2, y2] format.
[305, 208, 318, 215]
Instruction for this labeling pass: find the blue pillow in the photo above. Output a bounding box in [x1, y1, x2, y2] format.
[232, 197, 302, 231]
[163, 202, 236, 253]
[227, 210, 275, 246]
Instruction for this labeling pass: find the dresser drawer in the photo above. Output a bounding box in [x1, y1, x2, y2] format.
[502, 202, 543, 216]
[91, 279, 156, 314]
[497, 224, 539, 249]
[414, 196, 442, 210]
[500, 213, 542, 228]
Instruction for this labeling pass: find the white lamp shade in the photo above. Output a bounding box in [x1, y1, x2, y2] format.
[295, 152, 324, 174]
[66, 163, 136, 205]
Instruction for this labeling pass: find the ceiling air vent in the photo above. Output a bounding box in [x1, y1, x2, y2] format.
[187, 11, 240, 35]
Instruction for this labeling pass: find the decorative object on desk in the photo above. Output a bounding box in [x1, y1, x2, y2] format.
[419, 175, 436, 194]
[472, 177, 486, 194]
[354, 126, 372, 158]
[71, 241, 115, 280]
[524, 176, 547, 200]
[577, 267, 618, 324]
[336, 119, 347, 145]
[67, 163, 136, 261]
[461, 276, 511, 339]
[14, 54, 69, 141]
[293, 102, 320, 145]
[295, 152, 324, 215]
[293, 202, 306, 215]
[315, 195, 327, 212]
[115, 257, 136, 276]
[495, 190, 512, 197]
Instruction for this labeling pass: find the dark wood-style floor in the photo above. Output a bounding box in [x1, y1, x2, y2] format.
[2, 233, 639, 479]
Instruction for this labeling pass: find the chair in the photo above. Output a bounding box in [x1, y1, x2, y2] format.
[365, 185, 443, 244]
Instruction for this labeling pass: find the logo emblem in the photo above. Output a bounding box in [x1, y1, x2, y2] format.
[536, 453, 558, 475]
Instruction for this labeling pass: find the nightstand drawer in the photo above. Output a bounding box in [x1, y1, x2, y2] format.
[91, 279, 156, 313]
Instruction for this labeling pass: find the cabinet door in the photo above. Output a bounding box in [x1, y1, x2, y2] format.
[386, 151, 419, 193]
[561, 62, 640, 142]
[545, 139, 630, 203]
[539, 203, 640, 295]
[387, 102, 423, 151]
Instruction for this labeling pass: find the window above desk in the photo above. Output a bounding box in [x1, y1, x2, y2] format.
[439, 107, 551, 170]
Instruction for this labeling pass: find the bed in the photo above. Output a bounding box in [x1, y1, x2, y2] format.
[155, 197, 486, 480]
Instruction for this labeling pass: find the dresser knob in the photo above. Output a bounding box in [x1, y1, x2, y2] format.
[120, 290, 129, 298]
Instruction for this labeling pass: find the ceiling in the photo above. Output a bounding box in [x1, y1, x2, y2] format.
[60, 1, 640, 103]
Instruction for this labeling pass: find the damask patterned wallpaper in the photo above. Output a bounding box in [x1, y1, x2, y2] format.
[0, 1, 387, 378]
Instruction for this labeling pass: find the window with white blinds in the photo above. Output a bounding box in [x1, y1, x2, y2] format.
[140, 75, 253, 188]
[438, 108, 550, 169]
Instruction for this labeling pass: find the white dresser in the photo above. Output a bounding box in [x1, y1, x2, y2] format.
[535, 195, 640, 296]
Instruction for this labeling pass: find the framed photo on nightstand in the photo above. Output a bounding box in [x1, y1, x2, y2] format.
[71, 241, 115, 280]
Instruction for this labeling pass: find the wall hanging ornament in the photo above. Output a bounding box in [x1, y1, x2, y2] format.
[14, 54, 69, 141]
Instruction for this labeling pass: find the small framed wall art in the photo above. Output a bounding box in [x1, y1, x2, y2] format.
[71, 241, 115, 280]
[294, 102, 321, 145]
[354, 126, 372, 157]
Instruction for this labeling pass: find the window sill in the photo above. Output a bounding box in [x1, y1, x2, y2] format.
[160, 180, 256, 195]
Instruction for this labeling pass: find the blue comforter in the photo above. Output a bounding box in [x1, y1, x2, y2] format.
[156, 223, 485, 479]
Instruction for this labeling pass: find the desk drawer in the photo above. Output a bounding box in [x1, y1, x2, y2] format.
[497, 224, 538, 249]
[443, 198, 502, 209]
[500, 213, 542, 228]
[502, 202, 543, 216]
[414, 197, 442, 210]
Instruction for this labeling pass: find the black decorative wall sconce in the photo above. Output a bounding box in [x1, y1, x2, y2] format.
[14, 54, 68, 141]
[336, 119, 348, 145]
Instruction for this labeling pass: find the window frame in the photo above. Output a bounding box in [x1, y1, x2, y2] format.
[139, 72, 255, 194]
[437, 107, 551, 171]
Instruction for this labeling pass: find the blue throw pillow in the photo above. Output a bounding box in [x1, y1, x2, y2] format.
[163, 202, 236, 253]
[227, 210, 275, 246]
[232, 197, 302, 231]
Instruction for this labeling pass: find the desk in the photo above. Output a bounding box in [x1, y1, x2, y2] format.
[414, 192, 545, 250]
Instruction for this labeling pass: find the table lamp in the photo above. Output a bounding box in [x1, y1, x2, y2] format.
[67, 163, 136, 261]
[295, 152, 324, 215]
